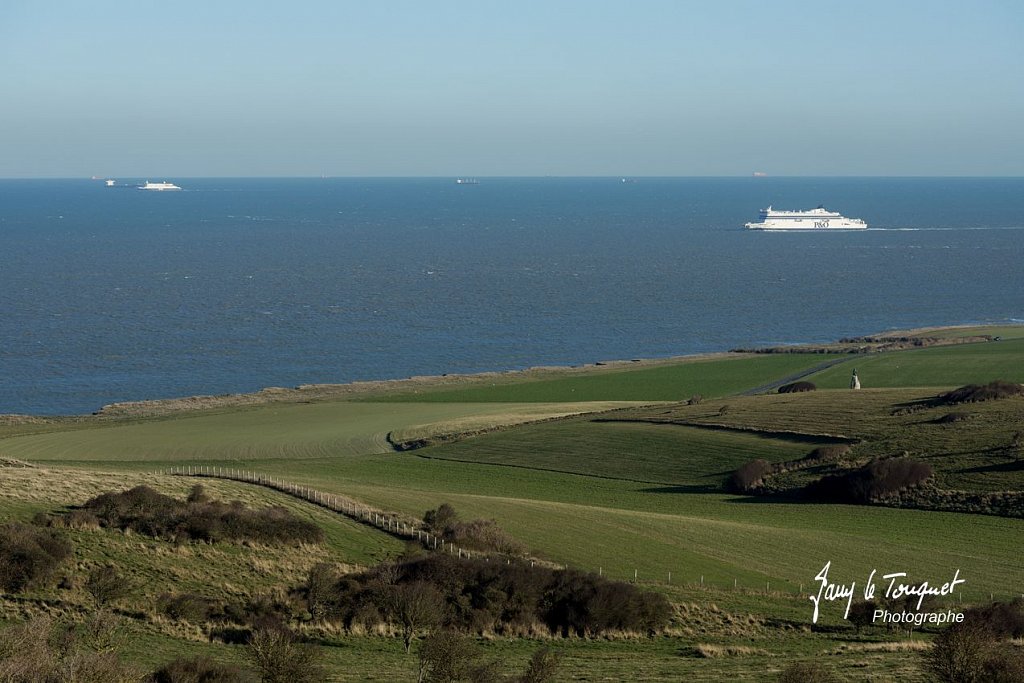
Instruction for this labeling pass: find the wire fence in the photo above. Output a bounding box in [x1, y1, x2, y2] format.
[161, 466, 1016, 605]
[164, 465, 497, 564]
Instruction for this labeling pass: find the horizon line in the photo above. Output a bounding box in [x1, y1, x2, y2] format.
[4, 174, 1024, 181]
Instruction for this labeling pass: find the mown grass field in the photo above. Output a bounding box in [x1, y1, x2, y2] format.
[374, 353, 835, 402]
[0, 401, 643, 462]
[808, 336, 1024, 388]
[2, 328, 1023, 681]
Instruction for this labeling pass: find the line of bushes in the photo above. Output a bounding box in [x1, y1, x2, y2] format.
[304, 553, 672, 640]
[725, 445, 853, 494]
[803, 457, 933, 504]
[939, 380, 1024, 405]
[78, 485, 323, 545]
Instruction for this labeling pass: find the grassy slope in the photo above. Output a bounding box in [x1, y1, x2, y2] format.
[229, 453, 1022, 603]
[4, 332, 1023, 680]
[629, 387, 1024, 491]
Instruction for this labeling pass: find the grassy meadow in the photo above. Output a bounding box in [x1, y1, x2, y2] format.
[2, 326, 1023, 681]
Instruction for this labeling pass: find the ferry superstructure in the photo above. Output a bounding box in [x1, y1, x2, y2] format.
[745, 206, 866, 230]
[140, 181, 182, 191]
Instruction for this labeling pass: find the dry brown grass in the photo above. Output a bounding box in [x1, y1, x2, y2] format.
[826, 641, 931, 654]
[691, 644, 771, 658]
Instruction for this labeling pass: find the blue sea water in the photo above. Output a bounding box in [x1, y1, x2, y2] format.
[1, 177, 1023, 415]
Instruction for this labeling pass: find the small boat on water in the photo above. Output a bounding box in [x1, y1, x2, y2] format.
[745, 206, 867, 230]
[140, 181, 182, 191]
[455, 178, 479, 185]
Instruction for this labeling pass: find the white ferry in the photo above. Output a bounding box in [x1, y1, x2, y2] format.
[745, 206, 866, 230]
[140, 181, 182, 191]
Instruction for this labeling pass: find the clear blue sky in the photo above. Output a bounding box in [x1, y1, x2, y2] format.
[2, 1, 1022, 177]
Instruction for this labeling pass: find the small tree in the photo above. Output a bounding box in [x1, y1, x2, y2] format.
[423, 504, 459, 535]
[384, 581, 445, 653]
[305, 562, 341, 622]
[846, 600, 877, 634]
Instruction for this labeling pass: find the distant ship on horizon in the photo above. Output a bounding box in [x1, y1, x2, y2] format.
[455, 178, 479, 185]
[140, 181, 182, 191]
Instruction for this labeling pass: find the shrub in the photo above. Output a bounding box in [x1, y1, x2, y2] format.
[85, 564, 131, 607]
[246, 625, 322, 683]
[726, 459, 772, 493]
[0, 521, 73, 592]
[416, 630, 494, 683]
[150, 656, 251, 683]
[778, 381, 816, 394]
[924, 620, 998, 683]
[962, 598, 1024, 639]
[804, 457, 933, 504]
[445, 518, 526, 555]
[0, 616, 139, 682]
[80, 486, 323, 546]
[422, 504, 525, 554]
[159, 593, 222, 624]
[776, 662, 838, 682]
[940, 380, 1024, 404]
[517, 647, 561, 683]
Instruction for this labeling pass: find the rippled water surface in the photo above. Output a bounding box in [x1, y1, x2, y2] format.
[2, 177, 1022, 414]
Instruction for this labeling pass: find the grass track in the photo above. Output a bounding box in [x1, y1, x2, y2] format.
[0, 401, 640, 462]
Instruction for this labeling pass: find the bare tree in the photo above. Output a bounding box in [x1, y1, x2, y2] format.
[383, 581, 445, 653]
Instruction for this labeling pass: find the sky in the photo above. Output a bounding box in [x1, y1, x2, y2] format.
[2, 1, 1023, 177]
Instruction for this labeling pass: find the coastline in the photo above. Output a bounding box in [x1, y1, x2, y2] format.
[4, 323, 1021, 423]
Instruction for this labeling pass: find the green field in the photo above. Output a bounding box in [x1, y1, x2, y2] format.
[375, 353, 836, 402]
[2, 328, 1023, 681]
[808, 336, 1024, 388]
[0, 401, 641, 462]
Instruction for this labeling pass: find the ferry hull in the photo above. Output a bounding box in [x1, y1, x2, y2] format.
[745, 222, 868, 230]
[745, 205, 867, 230]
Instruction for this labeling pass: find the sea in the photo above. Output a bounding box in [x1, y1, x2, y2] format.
[2, 177, 1023, 416]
